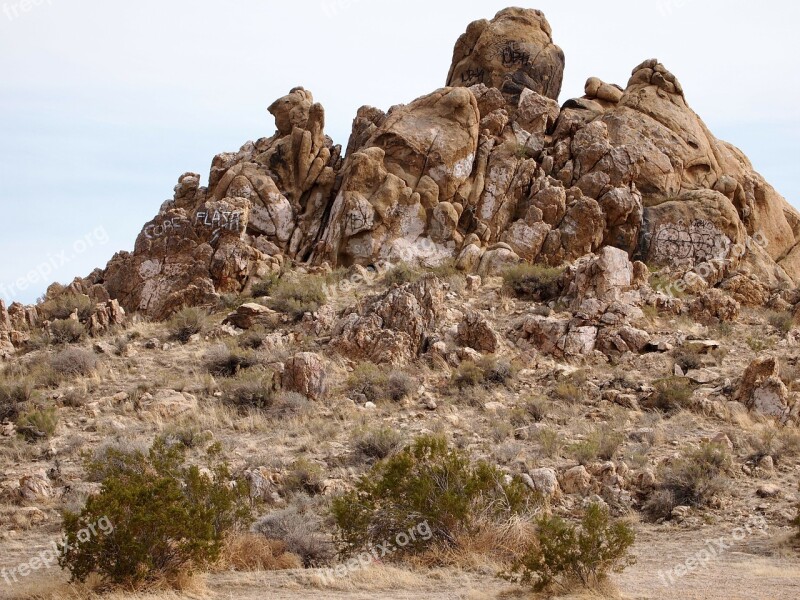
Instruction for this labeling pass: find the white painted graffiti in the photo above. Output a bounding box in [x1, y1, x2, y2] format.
[144, 217, 187, 240]
[196, 210, 243, 232]
[652, 219, 731, 267]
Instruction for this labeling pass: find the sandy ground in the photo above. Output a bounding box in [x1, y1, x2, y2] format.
[3, 525, 799, 600]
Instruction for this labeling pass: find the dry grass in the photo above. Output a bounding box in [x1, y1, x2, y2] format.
[217, 533, 302, 571]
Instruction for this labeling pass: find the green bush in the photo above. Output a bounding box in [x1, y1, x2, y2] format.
[268, 277, 327, 319]
[59, 439, 249, 589]
[502, 264, 565, 301]
[644, 443, 731, 521]
[569, 425, 624, 465]
[505, 504, 636, 592]
[642, 377, 693, 413]
[49, 319, 86, 345]
[17, 407, 59, 441]
[167, 307, 207, 343]
[331, 435, 533, 556]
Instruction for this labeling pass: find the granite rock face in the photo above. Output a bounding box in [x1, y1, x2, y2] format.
[24, 7, 798, 325]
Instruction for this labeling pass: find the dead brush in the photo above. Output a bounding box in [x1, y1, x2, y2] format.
[218, 533, 302, 571]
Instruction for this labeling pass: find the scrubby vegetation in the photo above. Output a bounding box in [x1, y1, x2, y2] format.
[167, 306, 208, 343]
[331, 435, 535, 557]
[644, 442, 732, 521]
[503, 263, 565, 301]
[268, 276, 327, 319]
[642, 377, 694, 413]
[505, 504, 636, 592]
[59, 438, 249, 589]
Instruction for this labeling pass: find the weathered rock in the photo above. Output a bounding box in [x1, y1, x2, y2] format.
[527, 467, 561, 498]
[561, 465, 593, 495]
[332, 276, 444, 364]
[143, 390, 199, 419]
[457, 311, 500, 353]
[447, 8, 565, 101]
[224, 303, 278, 330]
[689, 289, 740, 323]
[283, 352, 329, 401]
[18, 471, 53, 501]
[734, 357, 792, 420]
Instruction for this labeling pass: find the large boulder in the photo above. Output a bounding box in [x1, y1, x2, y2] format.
[447, 8, 565, 101]
[734, 358, 793, 421]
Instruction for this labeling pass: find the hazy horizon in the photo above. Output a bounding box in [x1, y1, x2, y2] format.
[1, 0, 798, 303]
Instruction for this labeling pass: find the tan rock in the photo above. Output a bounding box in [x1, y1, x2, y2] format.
[447, 8, 565, 101]
[283, 352, 329, 401]
[457, 311, 500, 353]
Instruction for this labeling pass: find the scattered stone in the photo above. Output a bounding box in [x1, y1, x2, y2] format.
[283, 352, 329, 401]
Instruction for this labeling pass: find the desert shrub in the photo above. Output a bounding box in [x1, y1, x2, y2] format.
[642, 377, 693, 413]
[59, 439, 249, 589]
[239, 329, 265, 350]
[452, 361, 485, 389]
[251, 274, 281, 298]
[268, 276, 327, 319]
[673, 348, 703, 372]
[49, 319, 86, 345]
[386, 371, 415, 402]
[384, 263, 421, 287]
[537, 428, 563, 459]
[221, 371, 276, 411]
[347, 363, 414, 403]
[220, 534, 301, 571]
[480, 355, 517, 386]
[768, 310, 794, 335]
[17, 407, 59, 441]
[50, 347, 97, 378]
[552, 382, 584, 404]
[502, 263, 565, 301]
[331, 435, 534, 556]
[504, 504, 636, 592]
[568, 425, 625, 465]
[167, 307, 207, 343]
[255, 499, 335, 567]
[347, 362, 387, 403]
[283, 459, 325, 496]
[451, 357, 517, 391]
[40, 292, 95, 321]
[205, 344, 259, 377]
[353, 426, 405, 460]
[644, 443, 731, 521]
[0, 378, 34, 421]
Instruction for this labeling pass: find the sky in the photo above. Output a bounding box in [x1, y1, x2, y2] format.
[0, 0, 798, 303]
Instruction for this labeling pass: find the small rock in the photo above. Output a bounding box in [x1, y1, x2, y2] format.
[756, 484, 781, 498]
[758, 455, 775, 473]
[364, 402, 377, 410]
[711, 432, 734, 453]
[465, 275, 482, 291]
[528, 468, 561, 498]
[671, 505, 691, 522]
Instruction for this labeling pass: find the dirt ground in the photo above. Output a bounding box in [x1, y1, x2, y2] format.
[3, 523, 799, 600]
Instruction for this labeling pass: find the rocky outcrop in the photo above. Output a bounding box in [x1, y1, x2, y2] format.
[331, 276, 444, 365]
[42, 8, 797, 322]
[511, 247, 653, 359]
[447, 8, 565, 101]
[457, 311, 500, 353]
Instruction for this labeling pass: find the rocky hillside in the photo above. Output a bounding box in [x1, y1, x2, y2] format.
[1, 7, 800, 600]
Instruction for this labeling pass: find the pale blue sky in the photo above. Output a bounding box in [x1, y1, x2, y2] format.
[1, 0, 798, 303]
